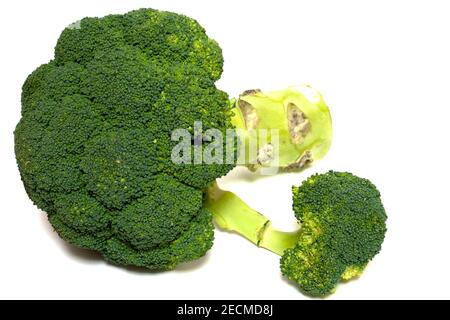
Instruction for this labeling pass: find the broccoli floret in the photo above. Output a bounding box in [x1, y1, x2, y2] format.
[15, 8, 230, 270]
[206, 171, 387, 296]
[281, 171, 387, 296]
[15, 8, 334, 270]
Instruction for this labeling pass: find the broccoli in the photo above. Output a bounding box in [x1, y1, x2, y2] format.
[206, 171, 387, 296]
[14, 8, 332, 270]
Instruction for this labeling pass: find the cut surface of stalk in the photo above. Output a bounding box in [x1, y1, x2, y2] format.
[228, 85, 332, 171]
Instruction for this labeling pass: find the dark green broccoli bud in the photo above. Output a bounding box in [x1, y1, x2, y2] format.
[54, 193, 112, 235]
[105, 209, 214, 270]
[113, 175, 203, 251]
[15, 8, 231, 270]
[206, 171, 387, 296]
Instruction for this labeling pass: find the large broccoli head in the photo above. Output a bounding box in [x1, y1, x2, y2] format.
[14, 8, 235, 269]
[281, 171, 387, 296]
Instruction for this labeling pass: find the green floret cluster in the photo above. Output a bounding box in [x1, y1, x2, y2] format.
[281, 171, 387, 296]
[15, 8, 234, 269]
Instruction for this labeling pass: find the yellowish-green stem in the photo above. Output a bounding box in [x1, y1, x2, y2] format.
[205, 182, 300, 256]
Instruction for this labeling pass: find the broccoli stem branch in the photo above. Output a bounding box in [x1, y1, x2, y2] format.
[205, 183, 300, 255]
[258, 224, 300, 256]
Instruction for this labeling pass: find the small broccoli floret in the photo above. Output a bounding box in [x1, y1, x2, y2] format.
[206, 171, 387, 296]
[104, 209, 214, 270]
[281, 171, 387, 295]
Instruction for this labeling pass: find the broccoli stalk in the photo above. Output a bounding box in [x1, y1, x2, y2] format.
[229, 85, 332, 172]
[206, 183, 299, 255]
[206, 171, 387, 297]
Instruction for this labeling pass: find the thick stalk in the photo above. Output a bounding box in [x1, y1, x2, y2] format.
[229, 103, 255, 169]
[258, 224, 300, 256]
[227, 86, 333, 171]
[205, 183, 300, 255]
[229, 101, 246, 131]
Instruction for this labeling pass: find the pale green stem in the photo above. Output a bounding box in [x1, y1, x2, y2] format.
[205, 182, 300, 256]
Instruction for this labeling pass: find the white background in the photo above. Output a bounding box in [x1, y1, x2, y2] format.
[1, 0, 449, 300]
